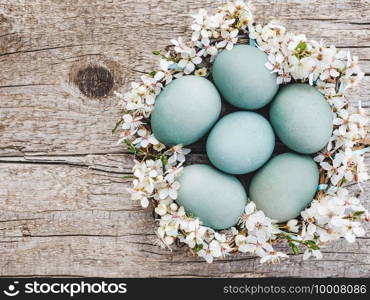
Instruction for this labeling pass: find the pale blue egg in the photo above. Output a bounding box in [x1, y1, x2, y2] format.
[206, 111, 275, 174]
[151, 75, 221, 146]
[176, 164, 247, 229]
[249, 152, 319, 222]
[270, 83, 333, 154]
[212, 45, 279, 110]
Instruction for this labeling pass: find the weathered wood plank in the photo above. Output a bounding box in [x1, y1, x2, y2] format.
[0, 162, 369, 277]
[1, 0, 370, 156]
[1, 235, 369, 277]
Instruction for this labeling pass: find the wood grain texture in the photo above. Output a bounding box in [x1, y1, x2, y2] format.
[0, 0, 369, 277]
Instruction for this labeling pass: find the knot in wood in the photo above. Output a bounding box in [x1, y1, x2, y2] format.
[75, 66, 114, 98]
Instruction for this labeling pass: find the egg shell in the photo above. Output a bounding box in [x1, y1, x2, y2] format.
[176, 164, 247, 230]
[206, 111, 275, 174]
[269, 83, 333, 154]
[212, 45, 279, 110]
[249, 152, 319, 222]
[151, 75, 221, 146]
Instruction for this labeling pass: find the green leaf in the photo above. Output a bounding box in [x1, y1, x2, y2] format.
[148, 71, 157, 77]
[124, 139, 137, 154]
[122, 175, 135, 179]
[296, 41, 307, 52]
[353, 211, 365, 217]
[305, 241, 320, 250]
[304, 240, 316, 246]
[112, 119, 123, 134]
[310, 244, 320, 250]
[194, 244, 203, 252]
[152, 50, 161, 55]
[160, 155, 168, 166]
[288, 242, 300, 255]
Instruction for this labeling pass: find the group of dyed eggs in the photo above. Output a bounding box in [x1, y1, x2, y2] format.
[151, 45, 333, 230]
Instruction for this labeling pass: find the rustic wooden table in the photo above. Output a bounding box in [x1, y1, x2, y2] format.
[0, 0, 369, 277]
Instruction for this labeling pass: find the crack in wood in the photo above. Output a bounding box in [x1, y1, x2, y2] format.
[0, 44, 95, 57]
[0, 84, 54, 89]
[0, 159, 131, 175]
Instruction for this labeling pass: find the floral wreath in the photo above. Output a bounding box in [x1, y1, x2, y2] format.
[113, 0, 369, 263]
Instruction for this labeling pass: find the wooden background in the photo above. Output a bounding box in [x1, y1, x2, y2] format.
[0, 0, 369, 277]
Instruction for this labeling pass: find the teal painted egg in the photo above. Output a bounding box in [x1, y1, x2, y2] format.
[270, 83, 333, 154]
[249, 153, 319, 222]
[212, 45, 279, 110]
[176, 164, 247, 230]
[151, 75, 221, 146]
[206, 111, 275, 174]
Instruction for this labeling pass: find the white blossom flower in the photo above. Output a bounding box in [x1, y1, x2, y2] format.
[194, 67, 208, 77]
[265, 52, 284, 73]
[216, 14, 235, 30]
[217, 29, 239, 50]
[333, 109, 358, 136]
[249, 23, 262, 42]
[345, 52, 361, 75]
[198, 36, 218, 57]
[245, 210, 277, 239]
[237, 234, 273, 257]
[155, 203, 168, 216]
[197, 240, 222, 263]
[342, 220, 366, 243]
[238, 201, 256, 228]
[288, 56, 316, 80]
[260, 251, 289, 264]
[316, 196, 346, 225]
[245, 201, 256, 214]
[164, 164, 184, 183]
[165, 145, 191, 165]
[346, 111, 368, 139]
[133, 128, 159, 148]
[330, 129, 355, 150]
[158, 180, 181, 200]
[311, 42, 336, 72]
[178, 47, 202, 74]
[185, 225, 207, 248]
[319, 53, 345, 80]
[121, 113, 143, 133]
[320, 154, 347, 185]
[206, 12, 225, 30]
[316, 80, 337, 98]
[287, 33, 308, 52]
[303, 249, 322, 260]
[191, 9, 211, 41]
[141, 74, 163, 96]
[164, 236, 176, 246]
[129, 187, 150, 208]
[314, 147, 334, 163]
[179, 216, 200, 232]
[133, 159, 163, 185]
[164, 222, 180, 237]
[301, 207, 318, 239]
[171, 37, 187, 53]
[286, 219, 299, 233]
[156, 58, 175, 85]
[123, 88, 150, 115]
[235, 234, 248, 252]
[341, 52, 364, 89]
[338, 191, 364, 211]
[276, 67, 292, 84]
